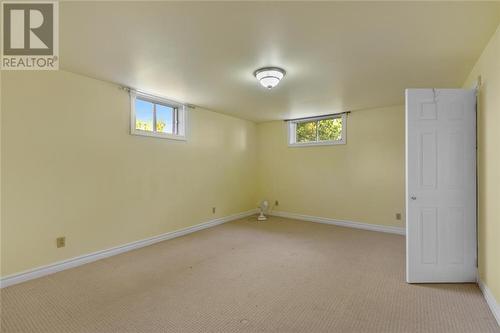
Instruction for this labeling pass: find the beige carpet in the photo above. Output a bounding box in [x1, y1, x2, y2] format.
[1, 216, 499, 333]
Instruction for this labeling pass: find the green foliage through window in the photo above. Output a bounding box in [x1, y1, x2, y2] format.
[295, 117, 343, 143]
[296, 121, 317, 142]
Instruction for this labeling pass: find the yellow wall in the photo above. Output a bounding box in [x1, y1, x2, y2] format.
[463, 25, 500, 302]
[0, 70, 257, 277]
[257, 105, 405, 228]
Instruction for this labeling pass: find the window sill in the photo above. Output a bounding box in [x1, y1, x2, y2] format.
[131, 129, 187, 141]
[288, 140, 345, 147]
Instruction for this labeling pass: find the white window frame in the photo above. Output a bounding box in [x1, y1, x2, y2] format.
[287, 113, 346, 147]
[130, 91, 187, 141]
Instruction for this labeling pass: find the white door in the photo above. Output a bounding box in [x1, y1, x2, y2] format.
[406, 89, 476, 283]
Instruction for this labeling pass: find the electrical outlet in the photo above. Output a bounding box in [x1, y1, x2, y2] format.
[56, 237, 66, 248]
[396, 213, 402, 220]
[275, 200, 279, 206]
[212, 207, 216, 214]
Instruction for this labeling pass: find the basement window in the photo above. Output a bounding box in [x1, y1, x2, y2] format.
[288, 113, 346, 146]
[130, 92, 186, 140]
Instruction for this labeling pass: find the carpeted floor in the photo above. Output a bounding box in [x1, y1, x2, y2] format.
[1, 216, 499, 333]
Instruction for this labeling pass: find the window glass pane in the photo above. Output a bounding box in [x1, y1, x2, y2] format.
[296, 121, 317, 142]
[318, 118, 342, 141]
[156, 104, 174, 134]
[135, 98, 154, 132]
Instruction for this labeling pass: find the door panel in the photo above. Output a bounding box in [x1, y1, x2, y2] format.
[406, 89, 476, 283]
[447, 207, 465, 264]
[419, 131, 437, 188]
[420, 207, 438, 264]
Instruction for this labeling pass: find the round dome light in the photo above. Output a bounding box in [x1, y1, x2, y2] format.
[254, 67, 286, 89]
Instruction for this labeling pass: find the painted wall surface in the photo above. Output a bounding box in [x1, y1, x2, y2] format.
[257, 105, 405, 228]
[463, 24, 500, 302]
[1, 70, 257, 277]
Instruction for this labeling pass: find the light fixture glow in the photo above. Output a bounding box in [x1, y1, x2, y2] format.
[254, 67, 286, 89]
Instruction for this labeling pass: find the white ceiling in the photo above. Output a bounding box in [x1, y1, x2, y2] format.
[60, 2, 500, 122]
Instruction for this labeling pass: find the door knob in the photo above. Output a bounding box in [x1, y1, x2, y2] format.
[410, 196, 417, 200]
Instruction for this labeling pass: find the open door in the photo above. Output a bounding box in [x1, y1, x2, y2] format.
[406, 89, 476, 283]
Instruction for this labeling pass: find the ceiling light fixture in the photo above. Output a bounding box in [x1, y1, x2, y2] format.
[254, 67, 286, 89]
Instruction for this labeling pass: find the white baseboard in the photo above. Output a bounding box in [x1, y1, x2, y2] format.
[269, 210, 406, 235]
[478, 279, 500, 326]
[0, 209, 258, 288]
